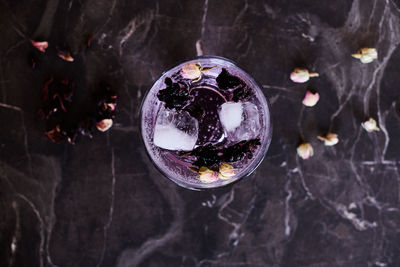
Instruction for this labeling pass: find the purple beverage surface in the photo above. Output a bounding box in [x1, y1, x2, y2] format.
[189, 86, 227, 146]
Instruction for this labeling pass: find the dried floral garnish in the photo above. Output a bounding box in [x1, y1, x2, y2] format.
[87, 33, 93, 48]
[181, 63, 202, 81]
[216, 68, 245, 90]
[297, 143, 314, 159]
[198, 166, 219, 183]
[352, 48, 378, 64]
[29, 40, 48, 52]
[317, 133, 339, 146]
[157, 77, 190, 110]
[232, 85, 251, 102]
[57, 49, 74, 62]
[302, 91, 320, 107]
[40, 78, 117, 144]
[45, 125, 63, 143]
[96, 119, 113, 132]
[189, 139, 261, 168]
[92, 84, 118, 131]
[39, 77, 74, 119]
[218, 163, 236, 179]
[362, 118, 380, 132]
[290, 68, 319, 83]
[181, 62, 216, 82]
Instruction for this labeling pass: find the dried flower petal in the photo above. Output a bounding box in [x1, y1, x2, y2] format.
[181, 63, 202, 80]
[352, 48, 378, 64]
[218, 163, 236, 180]
[96, 119, 113, 132]
[362, 118, 380, 132]
[290, 68, 319, 83]
[317, 133, 339, 146]
[57, 50, 74, 62]
[87, 33, 93, 48]
[30, 40, 48, 52]
[198, 166, 219, 183]
[297, 143, 314, 159]
[45, 125, 63, 143]
[302, 91, 320, 107]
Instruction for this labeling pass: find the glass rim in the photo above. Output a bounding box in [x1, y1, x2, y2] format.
[139, 55, 273, 190]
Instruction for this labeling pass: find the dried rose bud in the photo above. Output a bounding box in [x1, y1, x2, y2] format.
[302, 91, 320, 107]
[362, 118, 380, 132]
[352, 48, 378, 64]
[106, 103, 116, 111]
[57, 50, 74, 62]
[198, 166, 219, 183]
[297, 143, 314, 159]
[218, 163, 236, 180]
[30, 40, 48, 52]
[181, 63, 202, 81]
[96, 119, 113, 132]
[317, 133, 339, 146]
[290, 68, 319, 83]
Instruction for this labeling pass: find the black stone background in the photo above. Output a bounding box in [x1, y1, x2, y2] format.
[1, 0, 400, 266]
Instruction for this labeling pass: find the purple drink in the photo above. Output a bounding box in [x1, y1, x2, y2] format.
[141, 56, 272, 189]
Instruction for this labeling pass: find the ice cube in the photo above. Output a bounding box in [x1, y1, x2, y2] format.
[218, 102, 243, 132]
[153, 107, 199, 151]
[220, 102, 261, 142]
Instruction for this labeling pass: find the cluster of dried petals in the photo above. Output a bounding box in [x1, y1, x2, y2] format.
[181, 62, 215, 82]
[297, 143, 314, 159]
[198, 166, 219, 183]
[30, 40, 49, 53]
[218, 163, 236, 180]
[290, 68, 319, 83]
[302, 91, 320, 107]
[352, 48, 378, 64]
[318, 133, 339, 146]
[362, 118, 380, 132]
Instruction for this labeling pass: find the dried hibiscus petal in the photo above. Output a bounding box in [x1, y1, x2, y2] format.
[216, 68, 245, 90]
[190, 139, 261, 168]
[157, 78, 190, 110]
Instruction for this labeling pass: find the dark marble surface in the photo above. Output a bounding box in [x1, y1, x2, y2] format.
[1, 0, 400, 266]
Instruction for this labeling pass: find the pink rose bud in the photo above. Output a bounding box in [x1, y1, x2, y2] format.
[297, 143, 314, 159]
[57, 50, 74, 62]
[198, 166, 219, 183]
[218, 163, 236, 180]
[181, 63, 202, 81]
[96, 119, 113, 132]
[317, 133, 339, 146]
[361, 118, 380, 132]
[302, 91, 320, 107]
[30, 40, 49, 52]
[352, 48, 378, 64]
[290, 68, 319, 83]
